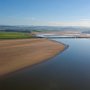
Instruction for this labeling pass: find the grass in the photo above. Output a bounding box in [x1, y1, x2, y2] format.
[0, 32, 32, 39]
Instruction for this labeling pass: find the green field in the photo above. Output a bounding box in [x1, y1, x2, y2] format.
[0, 32, 32, 39]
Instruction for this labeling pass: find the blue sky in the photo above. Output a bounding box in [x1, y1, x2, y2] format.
[0, 0, 90, 26]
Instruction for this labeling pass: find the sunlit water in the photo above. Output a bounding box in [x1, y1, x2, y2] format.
[1, 38, 90, 90]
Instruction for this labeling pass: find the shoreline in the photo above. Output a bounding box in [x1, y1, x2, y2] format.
[0, 38, 66, 78]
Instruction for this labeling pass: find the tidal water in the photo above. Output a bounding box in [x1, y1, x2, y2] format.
[1, 38, 90, 90]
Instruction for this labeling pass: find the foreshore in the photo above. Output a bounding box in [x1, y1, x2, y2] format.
[0, 38, 65, 77]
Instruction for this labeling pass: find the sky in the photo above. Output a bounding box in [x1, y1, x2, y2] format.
[0, 0, 90, 26]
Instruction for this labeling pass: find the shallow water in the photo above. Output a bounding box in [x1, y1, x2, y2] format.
[1, 38, 90, 90]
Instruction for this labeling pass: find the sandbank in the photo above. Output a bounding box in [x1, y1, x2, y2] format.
[0, 39, 65, 76]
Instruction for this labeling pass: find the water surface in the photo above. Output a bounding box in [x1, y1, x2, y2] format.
[1, 38, 90, 90]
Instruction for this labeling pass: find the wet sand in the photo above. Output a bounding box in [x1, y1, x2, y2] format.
[33, 31, 90, 38]
[0, 39, 65, 76]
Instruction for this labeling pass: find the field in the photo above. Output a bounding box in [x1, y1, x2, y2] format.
[0, 32, 32, 39]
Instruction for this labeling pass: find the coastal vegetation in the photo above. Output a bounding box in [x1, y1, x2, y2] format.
[0, 32, 32, 39]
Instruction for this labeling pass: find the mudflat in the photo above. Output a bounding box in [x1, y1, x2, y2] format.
[0, 39, 65, 76]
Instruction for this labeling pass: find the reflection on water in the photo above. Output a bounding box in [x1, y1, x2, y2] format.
[1, 38, 90, 90]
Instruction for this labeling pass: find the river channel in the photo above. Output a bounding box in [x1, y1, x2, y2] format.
[1, 38, 90, 90]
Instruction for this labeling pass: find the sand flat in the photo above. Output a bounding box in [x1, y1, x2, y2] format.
[0, 39, 65, 76]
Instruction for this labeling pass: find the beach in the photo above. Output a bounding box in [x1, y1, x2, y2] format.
[0, 39, 65, 76]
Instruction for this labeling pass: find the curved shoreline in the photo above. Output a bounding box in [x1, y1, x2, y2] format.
[49, 39, 69, 51]
[0, 38, 67, 78]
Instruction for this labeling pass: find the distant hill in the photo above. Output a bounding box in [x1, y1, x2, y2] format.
[0, 25, 31, 33]
[0, 25, 90, 32]
[82, 31, 90, 34]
